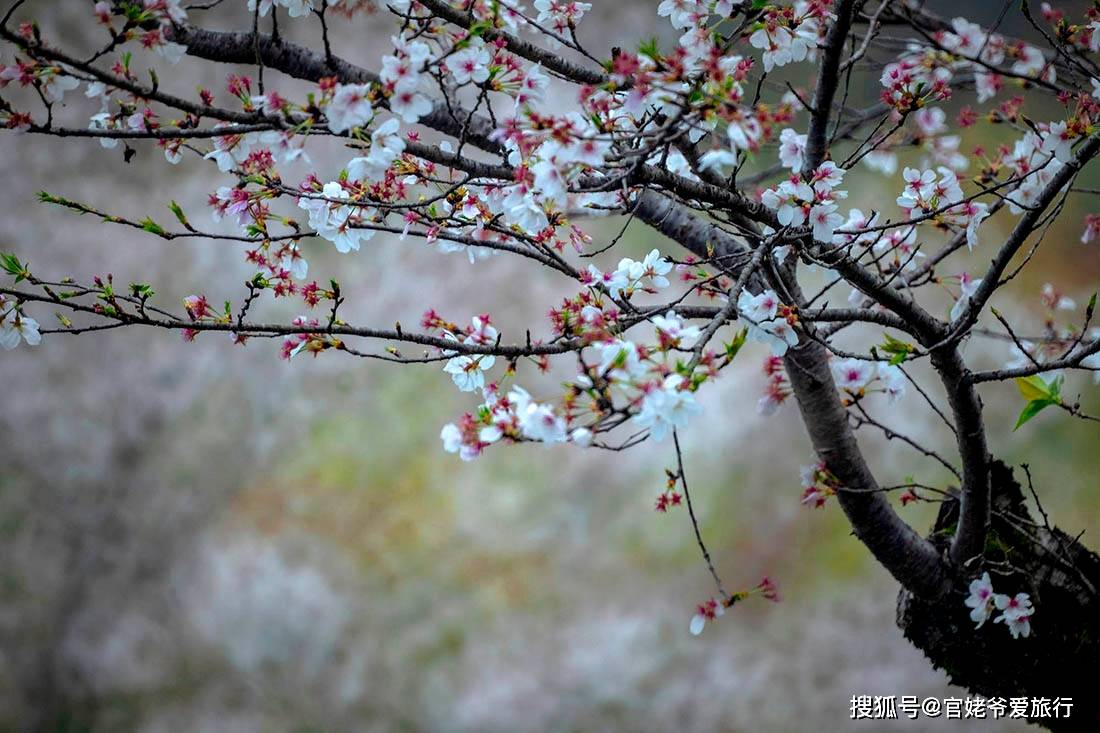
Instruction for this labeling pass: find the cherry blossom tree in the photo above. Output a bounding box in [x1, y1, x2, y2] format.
[1, 0, 1099, 726]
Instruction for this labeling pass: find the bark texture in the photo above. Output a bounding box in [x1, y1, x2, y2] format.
[897, 460, 1100, 731]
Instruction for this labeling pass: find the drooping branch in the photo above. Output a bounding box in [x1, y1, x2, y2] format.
[0, 285, 582, 358]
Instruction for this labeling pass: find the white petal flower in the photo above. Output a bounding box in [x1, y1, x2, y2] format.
[327, 83, 373, 133]
[390, 88, 433, 124]
[964, 572, 996, 628]
[832, 358, 875, 391]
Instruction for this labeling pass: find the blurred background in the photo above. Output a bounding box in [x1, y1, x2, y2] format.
[1, 1, 1097, 731]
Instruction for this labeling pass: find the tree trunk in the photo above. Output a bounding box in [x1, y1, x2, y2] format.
[896, 460, 1100, 731]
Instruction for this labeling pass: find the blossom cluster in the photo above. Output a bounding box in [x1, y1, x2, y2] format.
[91, 1, 188, 66]
[441, 315, 500, 393]
[431, 237, 730, 458]
[761, 160, 847, 242]
[965, 572, 1035, 640]
[747, 2, 831, 73]
[831, 358, 906, 403]
[896, 166, 988, 251]
[737, 289, 798, 356]
[756, 355, 791, 416]
[880, 15, 1052, 116]
[437, 310, 709, 458]
[799, 462, 841, 508]
[581, 249, 674, 301]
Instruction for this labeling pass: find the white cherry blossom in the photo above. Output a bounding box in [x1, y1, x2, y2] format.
[448, 44, 492, 85]
[634, 374, 701, 442]
[831, 358, 874, 392]
[994, 592, 1034, 639]
[652, 311, 701, 346]
[777, 128, 806, 171]
[0, 309, 40, 349]
[965, 572, 997, 628]
[327, 83, 373, 133]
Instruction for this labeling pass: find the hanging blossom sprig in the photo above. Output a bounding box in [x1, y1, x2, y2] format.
[690, 578, 780, 636]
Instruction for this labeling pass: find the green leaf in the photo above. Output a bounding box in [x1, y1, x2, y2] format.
[1049, 375, 1063, 401]
[168, 200, 190, 229]
[37, 191, 88, 212]
[638, 37, 661, 60]
[1013, 374, 1064, 430]
[1015, 374, 1053, 402]
[129, 282, 154, 298]
[121, 2, 145, 21]
[0, 252, 28, 283]
[467, 20, 492, 38]
[880, 333, 914, 365]
[1014, 398, 1056, 431]
[0, 252, 22, 276]
[139, 217, 167, 237]
[880, 333, 912, 352]
[724, 328, 747, 360]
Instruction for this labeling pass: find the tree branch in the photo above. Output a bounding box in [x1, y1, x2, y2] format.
[634, 193, 952, 598]
[416, 0, 610, 86]
[951, 133, 1100, 335]
[167, 21, 501, 150]
[800, 0, 856, 180]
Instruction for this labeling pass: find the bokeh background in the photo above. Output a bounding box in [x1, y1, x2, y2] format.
[1, 1, 1098, 731]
